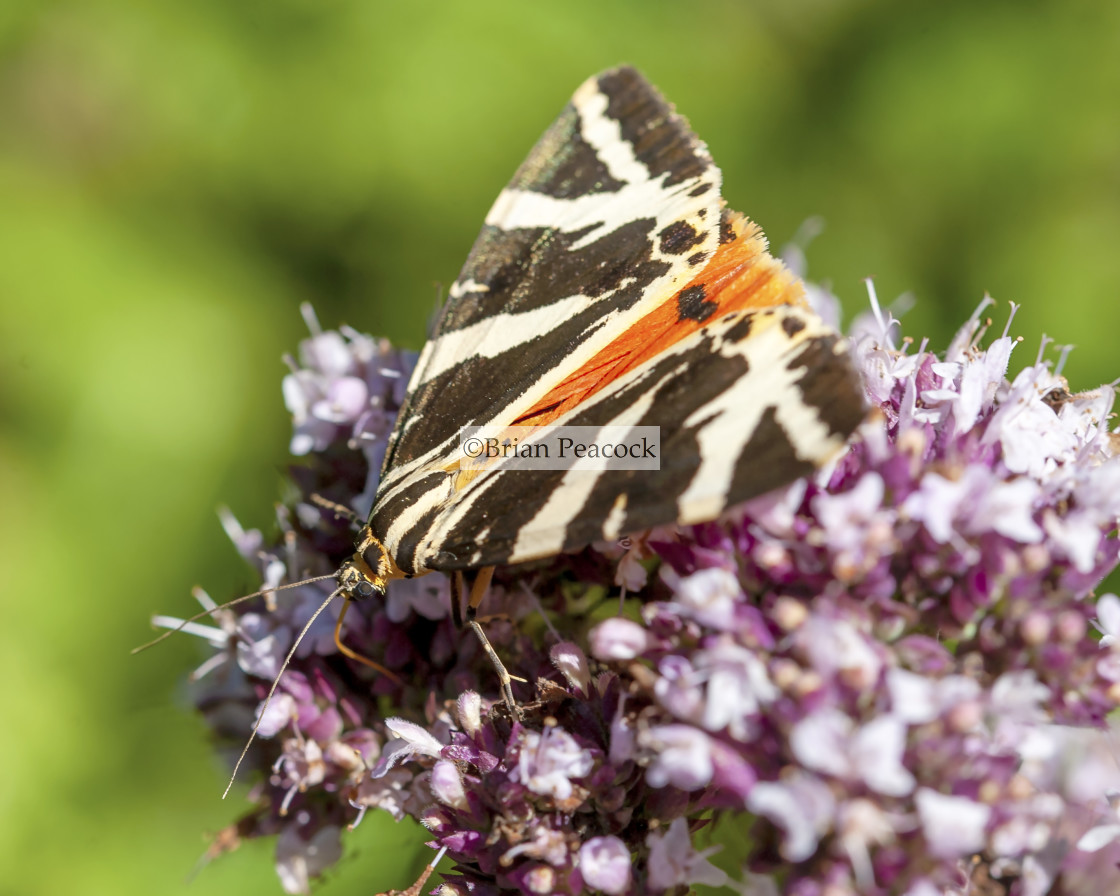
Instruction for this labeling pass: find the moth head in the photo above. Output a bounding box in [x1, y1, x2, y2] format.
[337, 525, 393, 600]
[336, 559, 383, 600]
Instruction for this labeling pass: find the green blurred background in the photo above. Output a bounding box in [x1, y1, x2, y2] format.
[2, 1, 1118, 894]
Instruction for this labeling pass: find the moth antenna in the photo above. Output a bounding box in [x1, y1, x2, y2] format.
[309, 493, 365, 530]
[223, 587, 342, 799]
[131, 574, 338, 654]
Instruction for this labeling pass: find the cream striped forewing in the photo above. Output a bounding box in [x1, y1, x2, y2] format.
[370, 67, 724, 573]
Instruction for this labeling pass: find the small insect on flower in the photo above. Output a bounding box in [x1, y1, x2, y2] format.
[136, 65, 866, 889]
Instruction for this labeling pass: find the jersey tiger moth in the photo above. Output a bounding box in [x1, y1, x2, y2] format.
[141, 64, 866, 792]
[349, 65, 865, 634]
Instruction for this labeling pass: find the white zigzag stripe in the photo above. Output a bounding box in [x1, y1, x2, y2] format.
[573, 76, 647, 185]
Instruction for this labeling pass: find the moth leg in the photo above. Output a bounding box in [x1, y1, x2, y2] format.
[465, 566, 524, 715]
[376, 846, 447, 896]
[466, 565, 495, 614]
[333, 598, 404, 685]
[453, 570, 516, 628]
[469, 611, 517, 626]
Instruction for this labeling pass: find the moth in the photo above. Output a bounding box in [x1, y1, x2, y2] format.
[346, 65, 864, 654]
[141, 65, 865, 790]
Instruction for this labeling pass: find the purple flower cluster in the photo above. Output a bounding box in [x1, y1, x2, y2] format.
[165, 296, 1120, 895]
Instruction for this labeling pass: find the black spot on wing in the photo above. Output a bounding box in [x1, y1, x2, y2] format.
[690, 182, 713, 198]
[687, 250, 708, 267]
[597, 67, 711, 188]
[719, 215, 738, 244]
[677, 285, 717, 322]
[659, 220, 704, 256]
[782, 315, 807, 337]
[722, 314, 754, 343]
[508, 104, 627, 198]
